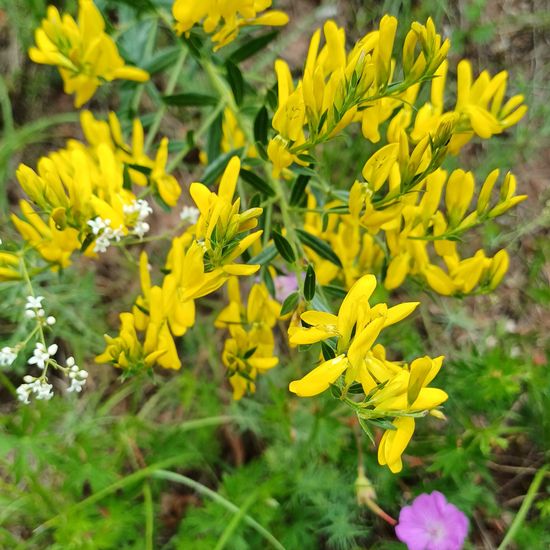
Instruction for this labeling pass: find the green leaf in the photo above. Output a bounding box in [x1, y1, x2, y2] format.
[272, 231, 296, 263]
[289, 174, 310, 206]
[253, 106, 269, 145]
[142, 46, 181, 75]
[280, 291, 300, 316]
[322, 284, 348, 300]
[225, 60, 244, 105]
[363, 417, 397, 431]
[240, 168, 275, 197]
[248, 245, 277, 266]
[126, 163, 152, 175]
[229, 31, 279, 64]
[162, 93, 218, 107]
[262, 266, 276, 297]
[296, 229, 342, 267]
[304, 264, 316, 301]
[297, 153, 316, 164]
[321, 341, 336, 361]
[357, 416, 375, 445]
[206, 111, 223, 163]
[202, 148, 244, 186]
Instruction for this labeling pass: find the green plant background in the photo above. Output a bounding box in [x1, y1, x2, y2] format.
[0, 0, 549, 548]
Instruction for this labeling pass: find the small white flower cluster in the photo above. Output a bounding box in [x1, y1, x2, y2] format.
[66, 356, 88, 393]
[17, 376, 54, 403]
[0, 346, 17, 366]
[124, 199, 153, 239]
[28, 342, 58, 369]
[180, 205, 200, 225]
[24, 295, 56, 325]
[87, 217, 124, 253]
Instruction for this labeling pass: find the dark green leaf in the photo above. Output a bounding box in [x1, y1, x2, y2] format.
[280, 291, 300, 316]
[297, 153, 316, 164]
[253, 106, 269, 145]
[202, 148, 244, 186]
[206, 111, 223, 163]
[240, 168, 275, 197]
[322, 284, 348, 300]
[225, 61, 244, 105]
[229, 31, 279, 63]
[126, 163, 152, 175]
[304, 264, 316, 301]
[162, 93, 218, 107]
[289, 174, 310, 206]
[321, 341, 336, 361]
[296, 229, 342, 267]
[262, 266, 276, 297]
[272, 231, 296, 263]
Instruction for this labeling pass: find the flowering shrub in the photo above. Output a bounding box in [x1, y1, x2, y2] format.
[1, 1, 541, 548]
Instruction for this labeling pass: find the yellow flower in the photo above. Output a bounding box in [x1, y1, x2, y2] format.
[95, 312, 167, 371]
[0, 251, 21, 281]
[190, 156, 263, 276]
[172, 0, 288, 50]
[29, 1, 149, 107]
[216, 278, 280, 399]
[289, 275, 419, 396]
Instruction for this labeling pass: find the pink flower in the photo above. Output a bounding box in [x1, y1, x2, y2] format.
[395, 491, 469, 550]
[274, 274, 298, 302]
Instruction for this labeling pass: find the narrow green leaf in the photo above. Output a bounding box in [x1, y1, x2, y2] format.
[225, 60, 244, 105]
[322, 284, 348, 300]
[229, 31, 279, 64]
[321, 341, 336, 361]
[142, 46, 181, 75]
[162, 93, 218, 107]
[289, 174, 310, 206]
[304, 264, 316, 301]
[272, 231, 296, 263]
[202, 148, 244, 186]
[248, 245, 277, 266]
[357, 416, 375, 445]
[206, 111, 223, 163]
[253, 106, 269, 145]
[240, 168, 275, 197]
[296, 229, 342, 267]
[280, 291, 300, 316]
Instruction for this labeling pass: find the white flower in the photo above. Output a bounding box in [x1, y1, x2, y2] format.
[88, 217, 125, 253]
[0, 347, 17, 366]
[66, 357, 88, 393]
[124, 199, 153, 239]
[16, 383, 32, 404]
[17, 377, 54, 402]
[28, 342, 58, 369]
[25, 296, 44, 310]
[46, 316, 56, 326]
[34, 379, 54, 400]
[180, 206, 200, 225]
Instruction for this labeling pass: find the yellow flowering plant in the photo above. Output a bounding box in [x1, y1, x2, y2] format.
[2, 0, 529, 494]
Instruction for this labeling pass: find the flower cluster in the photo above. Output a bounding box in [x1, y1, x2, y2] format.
[215, 278, 281, 399]
[10, 111, 179, 270]
[96, 157, 263, 372]
[2, 293, 89, 404]
[29, 0, 149, 107]
[289, 275, 447, 473]
[172, 0, 288, 50]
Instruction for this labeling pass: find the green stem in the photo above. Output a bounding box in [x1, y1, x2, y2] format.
[0, 74, 14, 135]
[143, 482, 154, 550]
[144, 47, 187, 152]
[152, 470, 285, 550]
[214, 492, 258, 550]
[497, 465, 549, 550]
[34, 455, 189, 534]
